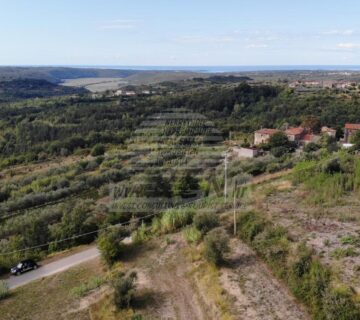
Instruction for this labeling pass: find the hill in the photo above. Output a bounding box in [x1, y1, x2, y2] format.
[0, 79, 88, 101]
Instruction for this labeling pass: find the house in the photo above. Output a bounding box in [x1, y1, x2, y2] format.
[285, 127, 305, 143]
[125, 91, 136, 96]
[300, 134, 321, 145]
[321, 126, 336, 138]
[344, 123, 360, 142]
[232, 147, 259, 159]
[336, 81, 355, 90]
[254, 128, 280, 145]
[303, 81, 321, 87]
[289, 81, 300, 88]
[322, 81, 335, 89]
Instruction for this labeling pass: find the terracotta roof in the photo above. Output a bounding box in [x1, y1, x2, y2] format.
[255, 128, 280, 135]
[285, 127, 305, 136]
[302, 134, 314, 141]
[345, 123, 360, 130]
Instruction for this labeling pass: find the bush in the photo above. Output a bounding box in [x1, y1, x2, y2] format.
[0, 280, 9, 300]
[113, 271, 137, 309]
[183, 226, 202, 244]
[91, 144, 105, 156]
[193, 211, 219, 235]
[203, 228, 230, 266]
[304, 142, 320, 153]
[236, 211, 267, 242]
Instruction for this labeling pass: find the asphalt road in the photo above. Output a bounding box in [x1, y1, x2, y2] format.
[6, 247, 100, 290]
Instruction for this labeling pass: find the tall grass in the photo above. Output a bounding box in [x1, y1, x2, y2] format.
[0, 280, 10, 300]
[152, 207, 195, 234]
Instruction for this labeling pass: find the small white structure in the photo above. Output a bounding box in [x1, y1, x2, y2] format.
[342, 143, 354, 149]
[232, 147, 259, 159]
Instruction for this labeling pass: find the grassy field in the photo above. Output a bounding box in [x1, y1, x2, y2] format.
[0, 258, 105, 320]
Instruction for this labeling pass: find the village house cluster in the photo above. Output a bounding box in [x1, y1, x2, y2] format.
[288, 80, 357, 90]
[232, 123, 360, 159]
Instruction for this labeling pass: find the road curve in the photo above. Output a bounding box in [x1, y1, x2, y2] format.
[6, 247, 100, 290]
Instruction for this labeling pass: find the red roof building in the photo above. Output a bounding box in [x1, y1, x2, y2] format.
[345, 123, 360, 142]
[254, 128, 280, 145]
[285, 127, 305, 142]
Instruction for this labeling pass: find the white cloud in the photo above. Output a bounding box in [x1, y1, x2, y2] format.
[176, 35, 236, 44]
[322, 29, 355, 36]
[99, 19, 141, 30]
[245, 43, 268, 49]
[337, 42, 360, 50]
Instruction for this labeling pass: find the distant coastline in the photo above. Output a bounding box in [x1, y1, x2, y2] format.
[3, 65, 360, 73]
[17, 65, 360, 73]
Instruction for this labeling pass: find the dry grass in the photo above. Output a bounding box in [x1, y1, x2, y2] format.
[0, 258, 105, 320]
[185, 246, 234, 320]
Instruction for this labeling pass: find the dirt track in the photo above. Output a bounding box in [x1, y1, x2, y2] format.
[134, 234, 209, 320]
[220, 238, 310, 320]
[129, 232, 310, 320]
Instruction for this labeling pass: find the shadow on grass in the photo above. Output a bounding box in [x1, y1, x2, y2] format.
[132, 289, 165, 310]
[120, 242, 158, 263]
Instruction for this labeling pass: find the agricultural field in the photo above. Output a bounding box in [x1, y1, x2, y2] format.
[61, 78, 129, 92]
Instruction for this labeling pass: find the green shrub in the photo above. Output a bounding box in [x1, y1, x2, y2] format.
[323, 286, 360, 320]
[203, 228, 230, 266]
[0, 280, 9, 300]
[91, 144, 105, 156]
[113, 271, 137, 309]
[131, 223, 149, 244]
[193, 211, 219, 235]
[183, 226, 202, 244]
[236, 211, 267, 242]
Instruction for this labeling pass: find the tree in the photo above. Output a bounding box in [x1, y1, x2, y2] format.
[302, 116, 321, 134]
[204, 228, 230, 266]
[132, 170, 172, 198]
[351, 130, 360, 150]
[97, 228, 127, 266]
[173, 172, 200, 198]
[268, 131, 290, 148]
[267, 132, 296, 157]
[54, 201, 97, 246]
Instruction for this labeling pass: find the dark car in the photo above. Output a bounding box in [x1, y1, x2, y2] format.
[10, 259, 38, 276]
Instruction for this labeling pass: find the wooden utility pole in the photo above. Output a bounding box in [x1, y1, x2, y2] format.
[224, 152, 228, 202]
[233, 185, 237, 236]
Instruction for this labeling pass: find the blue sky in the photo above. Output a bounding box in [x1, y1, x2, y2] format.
[1, 0, 360, 66]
